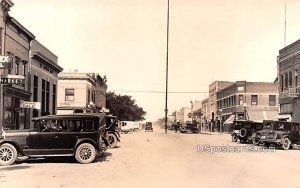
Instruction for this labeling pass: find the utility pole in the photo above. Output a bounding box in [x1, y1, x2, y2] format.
[164, 0, 170, 134]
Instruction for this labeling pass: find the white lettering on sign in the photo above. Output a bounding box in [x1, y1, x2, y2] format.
[0, 78, 24, 84]
[20, 101, 41, 109]
[0, 56, 11, 63]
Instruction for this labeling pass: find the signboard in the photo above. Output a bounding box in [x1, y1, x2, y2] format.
[20, 101, 41, 109]
[0, 75, 25, 85]
[1, 78, 24, 84]
[0, 55, 12, 69]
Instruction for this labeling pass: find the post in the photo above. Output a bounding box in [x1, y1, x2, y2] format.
[164, 0, 170, 134]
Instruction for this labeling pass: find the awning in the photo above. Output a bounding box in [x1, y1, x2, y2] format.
[277, 114, 292, 121]
[247, 110, 278, 122]
[224, 115, 235, 124]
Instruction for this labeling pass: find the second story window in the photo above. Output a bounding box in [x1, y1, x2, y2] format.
[65, 89, 75, 101]
[239, 95, 243, 105]
[251, 95, 258, 105]
[289, 71, 293, 87]
[269, 95, 276, 106]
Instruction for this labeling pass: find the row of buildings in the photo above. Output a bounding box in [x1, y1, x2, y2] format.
[172, 37, 300, 132]
[0, 0, 107, 131]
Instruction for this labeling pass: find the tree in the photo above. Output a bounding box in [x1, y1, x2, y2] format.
[106, 92, 146, 121]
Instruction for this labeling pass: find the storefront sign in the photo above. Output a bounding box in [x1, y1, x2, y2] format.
[0, 55, 12, 69]
[1, 78, 24, 84]
[20, 101, 41, 109]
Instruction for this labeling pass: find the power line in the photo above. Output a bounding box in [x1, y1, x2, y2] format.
[109, 90, 209, 94]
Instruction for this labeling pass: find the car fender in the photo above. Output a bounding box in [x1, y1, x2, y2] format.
[0, 140, 25, 156]
[74, 138, 98, 152]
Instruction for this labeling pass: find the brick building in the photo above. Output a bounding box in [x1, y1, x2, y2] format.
[57, 71, 107, 114]
[216, 81, 279, 132]
[29, 40, 63, 119]
[277, 39, 300, 122]
[0, 0, 35, 130]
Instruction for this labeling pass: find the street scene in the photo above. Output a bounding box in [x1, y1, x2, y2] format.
[1, 0, 300, 188]
[1, 128, 300, 188]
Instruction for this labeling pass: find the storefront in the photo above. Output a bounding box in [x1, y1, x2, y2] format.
[3, 86, 31, 130]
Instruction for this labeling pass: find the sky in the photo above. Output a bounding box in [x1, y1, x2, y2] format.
[9, 0, 300, 121]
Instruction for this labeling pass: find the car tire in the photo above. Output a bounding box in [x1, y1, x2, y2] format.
[239, 128, 247, 138]
[282, 137, 291, 150]
[0, 143, 17, 166]
[252, 138, 260, 145]
[75, 143, 96, 164]
[232, 135, 238, 142]
[108, 133, 118, 148]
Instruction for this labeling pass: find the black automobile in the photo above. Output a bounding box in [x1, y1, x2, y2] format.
[145, 122, 153, 132]
[231, 120, 263, 143]
[180, 123, 199, 134]
[255, 120, 300, 150]
[0, 113, 110, 166]
[105, 115, 121, 148]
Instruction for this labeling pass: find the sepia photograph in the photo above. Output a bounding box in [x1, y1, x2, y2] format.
[1, 0, 300, 187]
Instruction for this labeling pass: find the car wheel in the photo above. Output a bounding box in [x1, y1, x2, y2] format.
[0, 143, 17, 166]
[75, 143, 96, 164]
[108, 134, 118, 148]
[252, 137, 261, 145]
[282, 137, 291, 150]
[232, 135, 238, 142]
[239, 128, 247, 138]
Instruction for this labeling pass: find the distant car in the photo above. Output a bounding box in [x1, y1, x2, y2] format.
[231, 120, 263, 144]
[145, 122, 153, 132]
[180, 123, 199, 134]
[0, 113, 110, 166]
[255, 120, 300, 150]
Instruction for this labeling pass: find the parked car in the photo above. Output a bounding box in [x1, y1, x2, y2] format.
[231, 120, 263, 143]
[255, 120, 300, 150]
[118, 121, 133, 134]
[0, 113, 110, 166]
[145, 122, 153, 132]
[105, 115, 121, 148]
[179, 123, 199, 134]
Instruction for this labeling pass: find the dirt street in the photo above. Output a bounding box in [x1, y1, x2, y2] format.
[1, 128, 300, 188]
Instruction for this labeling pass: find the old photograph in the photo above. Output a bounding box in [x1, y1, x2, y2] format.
[1, 0, 300, 187]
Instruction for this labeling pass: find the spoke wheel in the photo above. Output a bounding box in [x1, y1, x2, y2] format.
[108, 134, 118, 148]
[282, 137, 291, 150]
[75, 143, 96, 164]
[0, 143, 17, 166]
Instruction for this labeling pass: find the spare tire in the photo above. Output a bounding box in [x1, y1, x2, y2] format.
[239, 128, 247, 138]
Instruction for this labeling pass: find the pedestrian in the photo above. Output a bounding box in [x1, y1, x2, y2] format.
[175, 123, 178, 133]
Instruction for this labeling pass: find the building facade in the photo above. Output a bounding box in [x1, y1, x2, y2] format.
[29, 40, 63, 120]
[0, 0, 36, 130]
[57, 71, 107, 114]
[277, 39, 300, 122]
[201, 98, 209, 123]
[216, 81, 279, 132]
[208, 81, 233, 121]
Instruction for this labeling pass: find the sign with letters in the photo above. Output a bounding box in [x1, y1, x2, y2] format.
[20, 101, 41, 109]
[0, 55, 12, 69]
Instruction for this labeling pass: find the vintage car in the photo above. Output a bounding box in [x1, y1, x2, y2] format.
[254, 120, 300, 150]
[179, 123, 199, 134]
[145, 122, 153, 132]
[231, 120, 263, 143]
[0, 113, 110, 166]
[105, 115, 121, 148]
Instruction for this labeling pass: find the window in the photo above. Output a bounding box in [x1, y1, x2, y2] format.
[42, 79, 45, 115]
[239, 95, 243, 105]
[289, 71, 293, 87]
[52, 84, 56, 115]
[281, 74, 284, 92]
[285, 72, 288, 88]
[295, 70, 298, 87]
[65, 89, 75, 101]
[23, 61, 27, 76]
[269, 95, 276, 106]
[15, 61, 19, 75]
[251, 95, 258, 105]
[33, 76, 38, 102]
[46, 81, 50, 114]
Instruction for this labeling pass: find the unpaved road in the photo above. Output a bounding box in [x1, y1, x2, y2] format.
[1, 128, 300, 188]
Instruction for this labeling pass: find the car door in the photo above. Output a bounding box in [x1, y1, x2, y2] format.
[27, 119, 65, 156]
[290, 123, 300, 144]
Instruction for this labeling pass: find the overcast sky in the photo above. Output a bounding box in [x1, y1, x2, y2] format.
[10, 0, 300, 121]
